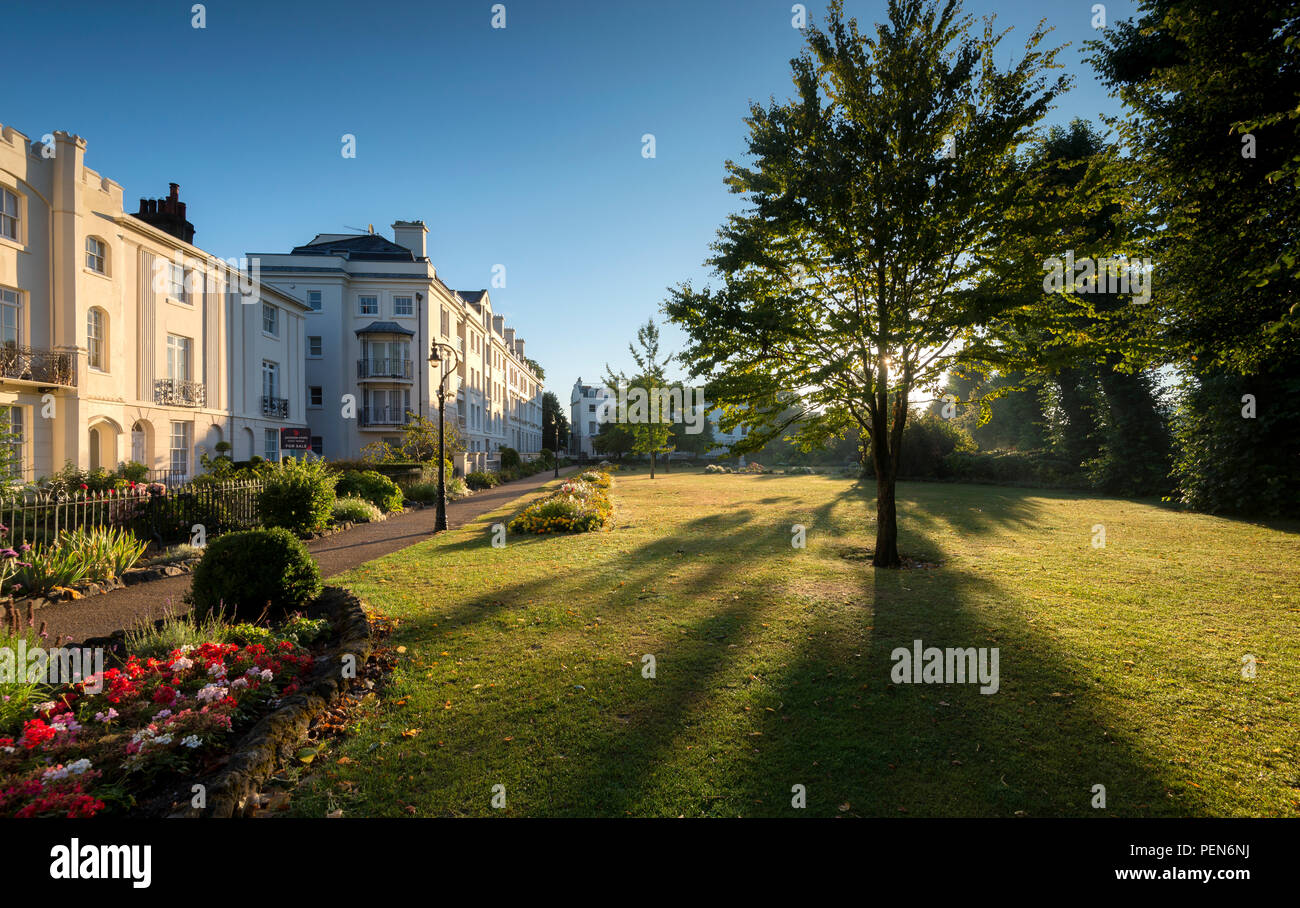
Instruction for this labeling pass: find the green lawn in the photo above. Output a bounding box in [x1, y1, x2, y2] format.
[288, 470, 1300, 817]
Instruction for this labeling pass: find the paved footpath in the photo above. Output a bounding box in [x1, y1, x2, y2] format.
[37, 467, 580, 644]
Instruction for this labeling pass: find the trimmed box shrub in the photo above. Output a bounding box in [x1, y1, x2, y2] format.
[190, 527, 322, 622]
[466, 471, 499, 490]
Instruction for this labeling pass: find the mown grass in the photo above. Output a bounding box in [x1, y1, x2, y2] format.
[287, 470, 1300, 817]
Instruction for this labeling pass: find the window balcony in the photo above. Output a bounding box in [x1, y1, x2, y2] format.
[154, 378, 205, 407]
[359, 407, 413, 427]
[262, 395, 289, 419]
[0, 345, 75, 387]
[357, 359, 413, 380]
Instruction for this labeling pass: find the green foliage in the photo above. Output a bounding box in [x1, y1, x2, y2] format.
[334, 470, 403, 513]
[863, 413, 976, 480]
[465, 471, 499, 491]
[1169, 367, 1300, 516]
[189, 528, 322, 622]
[258, 457, 337, 536]
[499, 447, 521, 471]
[603, 319, 676, 476]
[1088, 0, 1300, 373]
[542, 392, 569, 451]
[332, 496, 385, 524]
[943, 450, 1079, 487]
[362, 413, 465, 464]
[665, 0, 1069, 565]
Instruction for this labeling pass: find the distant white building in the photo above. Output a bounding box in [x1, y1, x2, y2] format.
[569, 378, 614, 457]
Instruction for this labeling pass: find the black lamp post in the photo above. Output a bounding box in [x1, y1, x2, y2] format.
[430, 341, 460, 532]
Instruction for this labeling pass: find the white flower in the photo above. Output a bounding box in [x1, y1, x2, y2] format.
[259, 669, 273, 681]
[169, 656, 194, 672]
[195, 683, 228, 703]
[34, 701, 57, 714]
[181, 735, 202, 749]
[207, 662, 227, 679]
[231, 678, 249, 690]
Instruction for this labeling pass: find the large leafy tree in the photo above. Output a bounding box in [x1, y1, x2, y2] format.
[665, 0, 1068, 566]
[1089, 0, 1300, 513]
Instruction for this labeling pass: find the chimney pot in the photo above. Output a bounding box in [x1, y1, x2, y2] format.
[169, 182, 179, 200]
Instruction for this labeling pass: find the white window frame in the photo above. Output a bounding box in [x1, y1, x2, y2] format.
[85, 236, 107, 274]
[262, 302, 279, 337]
[169, 421, 191, 478]
[308, 386, 323, 408]
[307, 336, 322, 357]
[0, 287, 20, 347]
[359, 294, 378, 316]
[394, 295, 413, 316]
[87, 307, 106, 371]
[1, 405, 24, 479]
[264, 428, 279, 462]
[308, 290, 322, 311]
[0, 188, 19, 242]
[166, 334, 192, 381]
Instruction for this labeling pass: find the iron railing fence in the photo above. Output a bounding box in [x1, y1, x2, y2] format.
[0, 480, 264, 549]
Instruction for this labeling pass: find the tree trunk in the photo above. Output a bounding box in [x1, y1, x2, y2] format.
[650, 453, 656, 478]
[873, 473, 901, 568]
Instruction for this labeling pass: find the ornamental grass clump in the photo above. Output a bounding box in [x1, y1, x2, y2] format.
[508, 469, 614, 534]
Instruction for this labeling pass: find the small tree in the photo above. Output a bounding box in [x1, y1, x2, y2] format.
[604, 319, 675, 478]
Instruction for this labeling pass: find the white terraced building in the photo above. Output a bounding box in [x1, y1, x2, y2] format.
[251, 224, 543, 467]
[0, 124, 309, 482]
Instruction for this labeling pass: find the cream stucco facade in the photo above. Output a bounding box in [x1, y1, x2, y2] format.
[0, 124, 308, 482]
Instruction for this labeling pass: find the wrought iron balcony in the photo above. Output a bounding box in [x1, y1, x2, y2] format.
[357, 358, 413, 380]
[262, 395, 289, 418]
[0, 344, 74, 386]
[154, 378, 206, 407]
[359, 407, 413, 427]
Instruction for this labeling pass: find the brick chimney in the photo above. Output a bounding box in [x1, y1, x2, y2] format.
[134, 182, 195, 243]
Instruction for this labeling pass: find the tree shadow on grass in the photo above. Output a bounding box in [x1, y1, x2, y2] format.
[339, 481, 1209, 817]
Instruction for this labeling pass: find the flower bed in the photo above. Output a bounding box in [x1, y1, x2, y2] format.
[508, 469, 614, 534]
[0, 617, 329, 817]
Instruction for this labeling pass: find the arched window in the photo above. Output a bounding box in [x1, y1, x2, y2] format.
[87, 307, 107, 370]
[85, 236, 108, 274]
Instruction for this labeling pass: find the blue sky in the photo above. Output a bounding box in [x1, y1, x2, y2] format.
[8, 0, 1134, 398]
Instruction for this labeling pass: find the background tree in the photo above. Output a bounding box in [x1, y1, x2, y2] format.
[604, 319, 675, 478]
[1088, 0, 1300, 514]
[666, 0, 1069, 565]
[362, 412, 465, 464]
[541, 391, 570, 452]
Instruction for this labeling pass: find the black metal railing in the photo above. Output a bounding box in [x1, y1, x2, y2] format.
[0, 480, 264, 549]
[357, 359, 413, 380]
[262, 395, 289, 418]
[359, 407, 412, 427]
[154, 378, 206, 407]
[0, 344, 74, 386]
